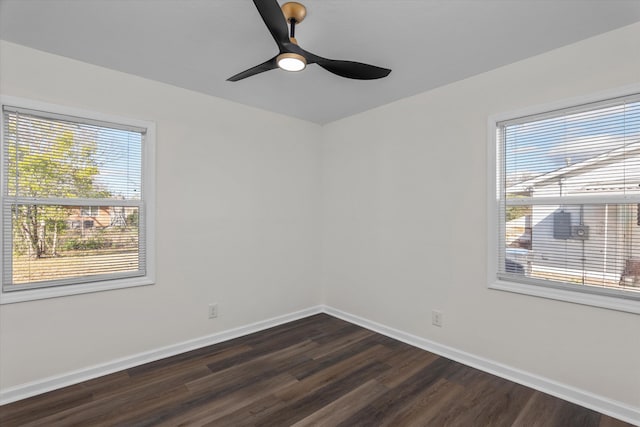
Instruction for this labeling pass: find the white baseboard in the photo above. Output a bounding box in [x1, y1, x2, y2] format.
[0, 305, 323, 406]
[322, 305, 640, 426]
[1, 304, 638, 426]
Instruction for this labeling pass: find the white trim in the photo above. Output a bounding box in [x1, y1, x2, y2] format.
[0, 95, 156, 303]
[486, 84, 640, 313]
[323, 306, 640, 426]
[0, 276, 155, 304]
[488, 83, 640, 125]
[0, 304, 637, 425]
[9, 197, 143, 207]
[489, 280, 640, 314]
[0, 95, 153, 133]
[506, 195, 640, 206]
[0, 305, 323, 405]
[500, 92, 640, 127]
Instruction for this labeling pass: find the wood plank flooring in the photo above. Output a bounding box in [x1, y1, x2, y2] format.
[0, 314, 634, 426]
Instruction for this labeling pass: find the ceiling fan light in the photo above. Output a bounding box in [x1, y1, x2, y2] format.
[277, 53, 306, 72]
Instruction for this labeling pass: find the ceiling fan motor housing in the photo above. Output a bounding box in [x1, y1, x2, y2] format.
[281, 2, 306, 24]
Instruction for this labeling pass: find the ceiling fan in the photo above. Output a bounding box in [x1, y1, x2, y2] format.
[227, 0, 391, 81]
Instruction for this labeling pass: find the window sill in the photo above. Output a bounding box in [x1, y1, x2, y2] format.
[489, 279, 640, 315]
[0, 277, 154, 304]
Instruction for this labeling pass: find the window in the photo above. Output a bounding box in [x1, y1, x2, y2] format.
[1, 97, 155, 303]
[81, 206, 99, 217]
[490, 90, 640, 313]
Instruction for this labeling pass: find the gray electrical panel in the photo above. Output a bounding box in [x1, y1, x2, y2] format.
[553, 211, 572, 239]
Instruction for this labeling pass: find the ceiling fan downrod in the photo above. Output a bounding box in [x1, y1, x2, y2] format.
[289, 19, 296, 39]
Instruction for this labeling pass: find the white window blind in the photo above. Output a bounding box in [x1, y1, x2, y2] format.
[496, 93, 640, 300]
[2, 105, 147, 292]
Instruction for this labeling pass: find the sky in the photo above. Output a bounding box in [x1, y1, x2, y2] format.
[504, 99, 640, 180]
[92, 127, 142, 201]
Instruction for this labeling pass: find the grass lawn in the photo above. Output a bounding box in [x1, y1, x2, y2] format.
[11, 250, 139, 284]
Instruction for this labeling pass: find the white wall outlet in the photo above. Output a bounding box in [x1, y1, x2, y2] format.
[208, 303, 218, 319]
[432, 310, 443, 327]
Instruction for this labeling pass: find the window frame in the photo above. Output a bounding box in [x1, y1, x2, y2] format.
[487, 85, 640, 314]
[0, 96, 155, 304]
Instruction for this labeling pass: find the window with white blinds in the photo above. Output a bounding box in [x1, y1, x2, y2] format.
[495, 93, 640, 303]
[1, 98, 154, 300]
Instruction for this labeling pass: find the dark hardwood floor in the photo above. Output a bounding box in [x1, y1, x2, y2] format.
[0, 314, 634, 426]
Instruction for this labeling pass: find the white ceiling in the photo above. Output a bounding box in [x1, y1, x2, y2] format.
[1, 0, 639, 124]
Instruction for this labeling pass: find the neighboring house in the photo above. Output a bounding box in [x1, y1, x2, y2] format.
[65, 206, 130, 229]
[507, 141, 640, 287]
[66, 206, 111, 229]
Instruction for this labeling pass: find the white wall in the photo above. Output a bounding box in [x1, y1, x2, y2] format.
[0, 41, 322, 389]
[321, 22, 640, 408]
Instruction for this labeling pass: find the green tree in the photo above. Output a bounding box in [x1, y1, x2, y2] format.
[506, 205, 531, 222]
[7, 120, 107, 258]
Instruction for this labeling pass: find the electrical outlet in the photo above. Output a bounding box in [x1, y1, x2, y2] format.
[432, 310, 443, 327]
[208, 303, 218, 319]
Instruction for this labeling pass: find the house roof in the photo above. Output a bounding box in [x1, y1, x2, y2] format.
[508, 140, 640, 193]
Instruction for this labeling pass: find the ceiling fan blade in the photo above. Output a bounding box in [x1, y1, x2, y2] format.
[300, 50, 390, 80]
[227, 56, 279, 81]
[253, 0, 290, 47]
[313, 58, 391, 80]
